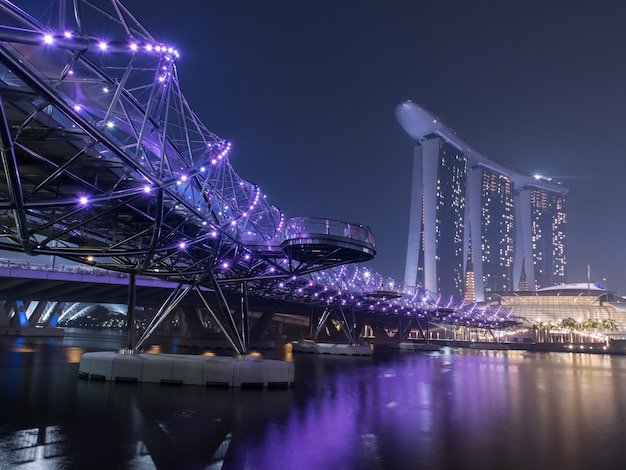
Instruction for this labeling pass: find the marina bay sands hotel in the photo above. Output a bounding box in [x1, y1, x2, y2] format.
[395, 101, 568, 302]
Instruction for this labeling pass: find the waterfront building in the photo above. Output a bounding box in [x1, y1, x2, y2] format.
[396, 101, 568, 301]
[488, 283, 626, 335]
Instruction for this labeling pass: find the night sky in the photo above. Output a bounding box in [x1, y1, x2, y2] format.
[124, 0, 626, 293]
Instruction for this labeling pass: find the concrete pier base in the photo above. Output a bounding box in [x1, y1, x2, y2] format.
[390, 342, 441, 351]
[291, 340, 373, 356]
[78, 351, 294, 388]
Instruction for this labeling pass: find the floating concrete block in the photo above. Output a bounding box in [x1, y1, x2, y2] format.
[316, 343, 338, 354]
[232, 357, 267, 388]
[203, 357, 235, 387]
[266, 359, 294, 387]
[83, 351, 115, 380]
[140, 354, 175, 384]
[171, 355, 205, 385]
[111, 354, 144, 382]
[291, 340, 318, 353]
[78, 352, 294, 388]
[292, 341, 373, 356]
[334, 344, 351, 355]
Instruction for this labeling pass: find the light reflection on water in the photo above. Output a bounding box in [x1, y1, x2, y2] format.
[1, 335, 626, 469]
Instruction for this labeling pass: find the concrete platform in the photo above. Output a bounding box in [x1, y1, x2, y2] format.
[291, 340, 373, 356]
[469, 342, 509, 350]
[391, 342, 441, 351]
[78, 351, 294, 388]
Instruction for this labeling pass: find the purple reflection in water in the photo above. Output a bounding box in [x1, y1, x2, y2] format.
[2, 336, 626, 469]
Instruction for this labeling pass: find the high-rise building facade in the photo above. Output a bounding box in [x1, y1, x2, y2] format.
[396, 101, 568, 301]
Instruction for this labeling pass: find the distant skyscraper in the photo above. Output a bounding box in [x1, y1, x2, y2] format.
[396, 101, 568, 301]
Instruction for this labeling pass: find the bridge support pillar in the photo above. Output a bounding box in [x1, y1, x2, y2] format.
[249, 310, 275, 342]
[0, 300, 8, 326]
[27, 301, 47, 326]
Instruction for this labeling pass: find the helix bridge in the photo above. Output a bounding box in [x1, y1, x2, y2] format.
[0, 0, 518, 356]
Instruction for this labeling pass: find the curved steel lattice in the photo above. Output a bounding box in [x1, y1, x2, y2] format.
[0, 1, 516, 352]
[0, 1, 375, 279]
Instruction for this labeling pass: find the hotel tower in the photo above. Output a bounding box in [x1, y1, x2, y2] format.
[395, 101, 568, 302]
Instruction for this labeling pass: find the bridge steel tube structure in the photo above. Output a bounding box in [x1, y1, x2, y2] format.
[0, 1, 518, 356]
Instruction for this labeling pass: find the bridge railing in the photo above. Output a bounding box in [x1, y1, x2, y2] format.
[283, 217, 375, 246]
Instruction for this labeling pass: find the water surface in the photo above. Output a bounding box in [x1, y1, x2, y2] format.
[1, 332, 625, 469]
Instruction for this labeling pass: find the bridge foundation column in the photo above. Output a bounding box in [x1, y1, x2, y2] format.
[0, 301, 8, 326]
[249, 310, 275, 342]
[26, 301, 47, 326]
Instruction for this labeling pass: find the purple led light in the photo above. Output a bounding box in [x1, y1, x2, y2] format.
[98, 41, 108, 51]
[79, 196, 88, 205]
[143, 185, 151, 193]
[178, 241, 186, 249]
[130, 43, 138, 52]
[222, 261, 229, 269]
[43, 34, 53, 45]
[64, 31, 72, 38]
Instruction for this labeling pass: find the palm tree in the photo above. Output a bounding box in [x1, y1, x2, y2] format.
[602, 318, 618, 331]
